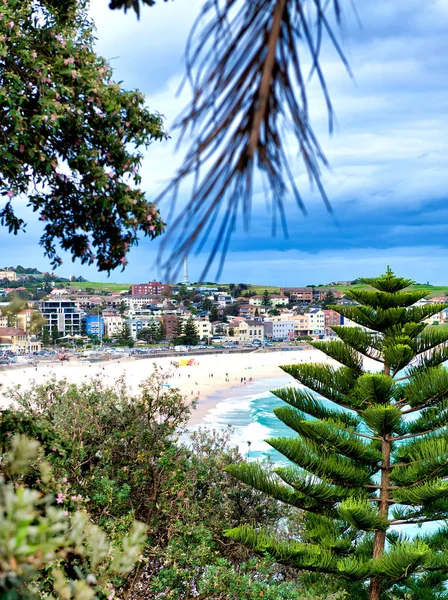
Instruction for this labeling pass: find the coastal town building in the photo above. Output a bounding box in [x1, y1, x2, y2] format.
[161, 314, 180, 340]
[323, 309, 342, 335]
[40, 299, 82, 335]
[249, 295, 289, 307]
[264, 319, 295, 341]
[0, 269, 18, 281]
[84, 314, 105, 336]
[281, 287, 314, 303]
[16, 309, 37, 333]
[307, 309, 325, 334]
[102, 311, 124, 338]
[0, 327, 41, 353]
[123, 295, 161, 310]
[229, 319, 264, 341]
[131, 281, 162, 296]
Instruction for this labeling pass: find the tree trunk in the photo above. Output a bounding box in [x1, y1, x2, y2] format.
[369, 364, 392, 600]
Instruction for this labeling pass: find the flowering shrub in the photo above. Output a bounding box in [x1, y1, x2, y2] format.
[0, 435, 147, 599]
[0, 0, 167, 272]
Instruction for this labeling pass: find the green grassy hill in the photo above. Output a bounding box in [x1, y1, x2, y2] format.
[62, 280, 448, 299]
[65, 281, 131, 293]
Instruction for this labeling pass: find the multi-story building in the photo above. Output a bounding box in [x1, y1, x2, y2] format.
[16, 309, 37, 333]
[102, 310, 124, 338]
[0, 327, 41, 353]
[73, 295, 104, 310]
[307, 309, 325, 334]
[282, 288, 314, 303]
[216, 293, 235, 307]
[123, 295, 160, 310]
[323, 309, 342, 335]
[190, 318, 212, 340]
[161, 314, 181, 340]
[125, 318, 147, 339]
[249, 295, 289, 307]
[264, 319, 295, 341]
[293, 314, 310, 336]
[40, 299, 82, 335]
[0, 269, 18, 281]
[84, 314, 105, 336]
[238, 304, 266, 319]
[131, 281, 162, 296]
[229, 319, 264, 341]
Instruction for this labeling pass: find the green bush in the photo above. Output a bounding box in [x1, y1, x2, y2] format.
[2, 369, 351, 599]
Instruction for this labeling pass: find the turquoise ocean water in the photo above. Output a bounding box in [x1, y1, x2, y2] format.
[188, 376, 301, 464]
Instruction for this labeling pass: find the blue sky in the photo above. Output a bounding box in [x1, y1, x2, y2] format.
[2, 0, 448, 285]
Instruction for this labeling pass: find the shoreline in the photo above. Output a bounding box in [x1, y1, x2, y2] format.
[0, 349, 324, 415]
[0, 350, 381, 422]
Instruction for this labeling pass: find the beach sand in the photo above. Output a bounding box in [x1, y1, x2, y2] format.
[0, 350, 382, 423]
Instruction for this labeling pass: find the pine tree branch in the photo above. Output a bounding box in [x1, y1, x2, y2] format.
[391, 423, 448, 442]
[390, 518, 444, 526]
[352, 431, 383, 441]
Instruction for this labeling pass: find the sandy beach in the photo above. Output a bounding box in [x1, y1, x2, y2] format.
[0, 349, 327, 420]
[0, 350, 382, 423]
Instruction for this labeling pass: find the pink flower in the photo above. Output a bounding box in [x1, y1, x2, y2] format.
[50, 115, 57, 121]
[56, 493, 64, 504]
[77, 109, 82, 115]
[31, 51, 37, 59]
[8, 20, 13, 28]
[146, 215, 152, 222]
[120, 257, 127, 264]
[62, 477, 68, 483]
[63, 57, 74, 65]
[71, 70, 77, 79]
[43, 115, 48, 121]
[108, 172, 114, 178]
[52, 446, 57, 451]
[19, 144, 25, 153]
[149, 225, 155, 231]
[7, 191, 14, 198]
[125, 121, 130, 127]
[132, 167, 137, 173]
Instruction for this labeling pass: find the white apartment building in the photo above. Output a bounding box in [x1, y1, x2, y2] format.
[102, 313, 124, 337]
[123, 295, 161, 310]
[264, 319, 295, 341]
[249, 295, 289, 307]
[191, 318, 213, 340]
[125, 316, 160, 339]
[216, 293, 235, 307]
[40, 299, 82, 335]
[307, 309, 325, 334]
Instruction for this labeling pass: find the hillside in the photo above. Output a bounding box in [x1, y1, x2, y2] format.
[55, 280, 448, 299]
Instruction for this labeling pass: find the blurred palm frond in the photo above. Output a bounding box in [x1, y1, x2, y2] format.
[156, 0, 352, 279]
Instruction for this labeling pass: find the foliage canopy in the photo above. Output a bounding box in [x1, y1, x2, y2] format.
[0, 0, 166, 273]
